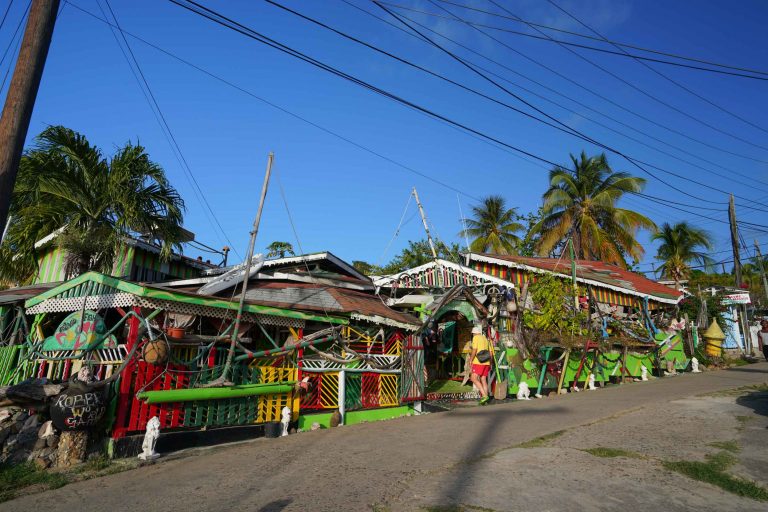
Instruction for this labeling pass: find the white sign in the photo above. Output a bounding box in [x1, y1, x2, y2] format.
[722, 293, 751, 305]
[198, 254, 264, 296]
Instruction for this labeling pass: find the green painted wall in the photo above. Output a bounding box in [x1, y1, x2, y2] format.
[297, 405, 414, 430]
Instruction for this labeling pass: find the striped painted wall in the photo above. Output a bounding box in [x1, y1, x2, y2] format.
[34, 244, 201, 284]
[472, 261, 642, 308]
[34, 247, 66, 284]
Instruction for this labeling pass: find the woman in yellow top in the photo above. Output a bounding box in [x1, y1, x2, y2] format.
[469, 325, 491, 405]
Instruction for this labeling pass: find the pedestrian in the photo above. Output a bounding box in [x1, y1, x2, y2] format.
[469, 325, 492, 405]
[759, 320, 768, 361]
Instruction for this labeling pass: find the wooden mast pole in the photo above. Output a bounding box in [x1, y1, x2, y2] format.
[210, 152, 274, 386]
[412, 187, 438, 260]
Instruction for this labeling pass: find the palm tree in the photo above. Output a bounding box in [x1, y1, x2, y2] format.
[652, 222, 713, 289]
[531, 152, 655, 267]
[0, 126, 185, 283]
[460, 195, 524, 255]
[266, 241, 295, 259]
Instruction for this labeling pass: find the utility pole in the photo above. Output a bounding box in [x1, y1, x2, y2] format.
[729, 194, 742, 287]
[728, 194, 752, 354]
[0, 0, 60, 234]
[754, 240, 768, 303]
[412, 187, 438, 260]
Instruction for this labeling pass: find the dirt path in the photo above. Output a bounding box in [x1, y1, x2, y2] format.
[6, 363, 768, 512]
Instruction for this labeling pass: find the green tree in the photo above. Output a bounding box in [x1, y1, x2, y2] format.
[0, 126, 184, 283]
[652, 222, 713, 289]
[460, 195, 523, 254]
[352, 260, 382, 276]
[531, 152, 655, 267]
[266, 241, 295, 259]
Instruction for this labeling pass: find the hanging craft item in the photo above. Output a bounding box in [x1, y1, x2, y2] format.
[142, 337, 169, 365]
[42, 310, 117, 351]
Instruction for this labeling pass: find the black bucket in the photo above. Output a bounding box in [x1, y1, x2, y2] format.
[264, 421, 281, 438]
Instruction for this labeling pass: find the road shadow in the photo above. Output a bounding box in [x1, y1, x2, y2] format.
[736, 390, 768, 419]
[724, 365, 768, 374]
[435, 401, 566, 507]
[257, 498, 293, 511]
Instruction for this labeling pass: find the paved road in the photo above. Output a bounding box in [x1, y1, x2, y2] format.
[7, 363, 768, 511]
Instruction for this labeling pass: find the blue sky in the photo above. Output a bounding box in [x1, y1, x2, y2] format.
[3, 0, 768, 274]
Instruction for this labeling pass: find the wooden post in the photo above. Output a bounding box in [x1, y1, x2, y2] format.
[754, 240, 768, 303]
[412, 187, 438, 260]
[728, 194, 742, 288]
[0, 0, 60, 233]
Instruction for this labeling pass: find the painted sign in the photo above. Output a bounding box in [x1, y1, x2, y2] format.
[722, 293, 751, 305]
[42, 310, 117, 351]
[49, 389, 107, 431]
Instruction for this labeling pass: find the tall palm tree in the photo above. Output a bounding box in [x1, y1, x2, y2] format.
[0, 126, 185, 283]
[266, 241, 295, 259]
[531, 152, 655, 267]
[652, 222, 713, 289]
[460, 195, 524, 255]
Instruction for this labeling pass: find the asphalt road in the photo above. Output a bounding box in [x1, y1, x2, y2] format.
[6, 363, 768, 512]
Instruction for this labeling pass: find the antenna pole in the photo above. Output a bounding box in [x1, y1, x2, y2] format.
[413, 187, 438, 260]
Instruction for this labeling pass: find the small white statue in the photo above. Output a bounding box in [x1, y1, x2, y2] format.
[516, 382, 531, 400]
[587, 373, 596, 391]
[138, 416, 161, 460]
[280, 406, 292, 437]
[691, 357, 701, 373]
[641, 366, 649, 381]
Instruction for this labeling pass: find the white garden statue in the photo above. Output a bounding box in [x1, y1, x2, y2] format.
[641, 366, 649, 382]
[691, 357, 701, 373]
[587, 373, 596, 391]
[281, 406, 292, 437]
[516, 381, 531, 400]
[138, 416, 160, 460]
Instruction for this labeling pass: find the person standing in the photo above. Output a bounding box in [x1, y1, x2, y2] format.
[759, 320, 768, 361]
[469, 325, 492, 405]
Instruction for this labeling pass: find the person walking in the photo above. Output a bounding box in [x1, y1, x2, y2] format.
[469, 325, 492, 405]
[759, 320, 768, 361]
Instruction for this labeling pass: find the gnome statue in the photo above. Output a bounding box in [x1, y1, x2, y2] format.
[587, 373, 596, 391]
[641, 366, 649, 382]
[516, 381, 531, 400]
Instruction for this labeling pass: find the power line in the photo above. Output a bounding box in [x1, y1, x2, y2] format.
[167, 0, 768, 224]
[416, 0, 768, 158]
[543, 0, 768, 138]
[341, 0, 768, 193]
[0, 0, 16, 34]
[377, 1, 767, 81]
[429, 0, 768, 78]
[74, 1, 768, 235]
[98, 0, 241, 259]
[374, 1, 768, 211]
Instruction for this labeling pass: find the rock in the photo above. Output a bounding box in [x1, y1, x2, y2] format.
[310, 422, 321, 431]
[0, 427, 11, 445]
[23, 414, 40, 431]
[33, 456, 50, 470]
[33, 437, 47, 451]
[38, 420, 54, 439]
[12, 411, 28, 423]
[558, 388, 568, 395]
[46, 434, 59, 448]
[329, 409, 342, 428]
[55, 431, 88, 468]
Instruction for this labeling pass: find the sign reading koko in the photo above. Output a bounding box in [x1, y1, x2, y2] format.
[42, 310, 118, 351]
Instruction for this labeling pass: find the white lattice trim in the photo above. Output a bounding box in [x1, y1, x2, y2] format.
[300, 354, 401, 371]
[26, 293, 137, 314]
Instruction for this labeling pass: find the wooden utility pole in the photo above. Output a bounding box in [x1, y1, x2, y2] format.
[0, 0, 60, 234]
[754, 240, 768, 303]
[728, 194, 742, 287]
[728, 195, 752, 354]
